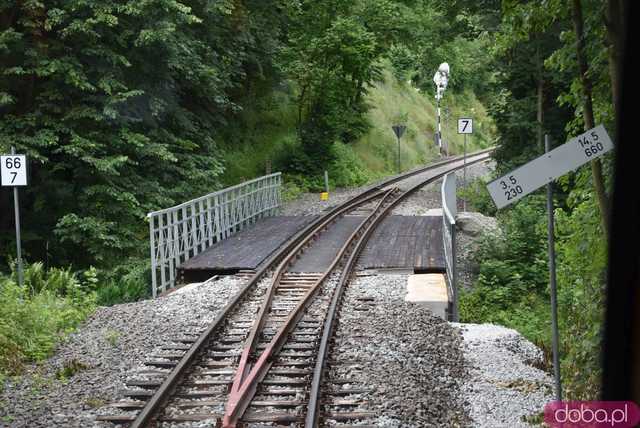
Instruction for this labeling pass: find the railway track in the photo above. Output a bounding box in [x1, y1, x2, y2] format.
[97, 149, 492, 427]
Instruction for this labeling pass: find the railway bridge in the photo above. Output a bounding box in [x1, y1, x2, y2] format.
[97, 149, 493, 427]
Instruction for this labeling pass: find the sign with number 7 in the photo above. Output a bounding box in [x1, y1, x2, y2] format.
[458, 118, 473, 134]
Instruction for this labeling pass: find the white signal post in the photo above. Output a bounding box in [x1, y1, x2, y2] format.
[1, 147, 28, 287]
[433, 63, 450, 156]
[486, 124, 614, 402]
[457, 118, 473, 211]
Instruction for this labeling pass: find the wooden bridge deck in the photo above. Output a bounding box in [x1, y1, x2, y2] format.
[178, 214, 444, 282]
[178, 216, 315, 281]
[358, 215, 444, 272]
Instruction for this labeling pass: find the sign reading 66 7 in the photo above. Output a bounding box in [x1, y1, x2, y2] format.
[1, 154, 28, 186]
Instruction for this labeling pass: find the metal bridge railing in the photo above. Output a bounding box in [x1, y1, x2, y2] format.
[148, 173, 282, 297]
[441, 172, 458, 321]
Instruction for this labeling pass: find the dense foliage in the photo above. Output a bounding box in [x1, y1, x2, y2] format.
[1, 0, 494, 281]
[458, 0, 619, 400]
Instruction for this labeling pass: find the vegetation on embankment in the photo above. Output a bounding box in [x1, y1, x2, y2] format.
[352, 67, 494, 176]
[456, 0, 620, 401]
[0, 264, 96, 386]
[461, 173, 607, 400]
[220, 64, 494, 195]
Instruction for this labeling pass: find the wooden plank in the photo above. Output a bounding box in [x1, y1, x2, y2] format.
[180, 216, 315, 273]
[360, 216, 445, 271]
[289, 216, 363, 272]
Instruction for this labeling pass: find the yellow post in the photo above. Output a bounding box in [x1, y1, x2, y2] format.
[320, 192, 329, 201]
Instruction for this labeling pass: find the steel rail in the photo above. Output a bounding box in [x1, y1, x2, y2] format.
[228, 188, 389, 398]
[305, 151, 492, 427]
[222, 187, 389, 421]
[223, 188, 397, 426]
[129, 188, 387, 428]
[127, 149, 493, 428]
[366, 147, 493, 192]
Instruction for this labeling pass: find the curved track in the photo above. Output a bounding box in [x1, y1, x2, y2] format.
[97, 149, 492, 427]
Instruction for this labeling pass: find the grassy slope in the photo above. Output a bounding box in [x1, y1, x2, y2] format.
[220, 66, 495, 186]
[355, 67, 495, 176]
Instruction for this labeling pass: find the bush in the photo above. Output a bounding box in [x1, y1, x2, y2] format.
[273, 137, 319, 177]
[555, 189, 607, 399]
[459, 177, 498, 217]
[96, 259, 150, 306]
[277, 141, 375, 194]
[281, 181, 305, 202]
[460, 195, 550, 347]
[460, 183, 608, 399]
[0, 263, 96, 375]
[327, 142, 373, 188]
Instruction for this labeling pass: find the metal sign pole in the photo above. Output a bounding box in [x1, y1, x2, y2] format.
[545, 135, 563, 401]
[10, 146, 24, 287]
[391, 125, 406, 175]
[397, 135, 401, 174]
[324, 170, 329, 193]
[463, 134, 467, 211]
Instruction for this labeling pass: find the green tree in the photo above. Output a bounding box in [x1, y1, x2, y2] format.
[280, 0, 418, 171]
[0, 0, 289, 272]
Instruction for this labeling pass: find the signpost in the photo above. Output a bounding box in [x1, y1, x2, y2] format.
[486, 124, 614, 402]
[1, 147, 28, 287]
[392, 125, 407, 174]
[457, 118, 473, 211]
[544, 135, 562, 401]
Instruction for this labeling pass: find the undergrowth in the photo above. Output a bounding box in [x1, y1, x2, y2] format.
[459, 170, 607, 399]
[0, 263, 96, 378]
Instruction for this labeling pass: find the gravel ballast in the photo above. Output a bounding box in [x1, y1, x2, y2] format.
[0, 276, 243, 428]
[451, 323, 554, 427]
[329, 274, 470, 427]
[281, 158, 495, 218]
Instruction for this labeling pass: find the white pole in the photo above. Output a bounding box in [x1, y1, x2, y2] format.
[442, 106, 447, 156]
[437, 101, 442, 154]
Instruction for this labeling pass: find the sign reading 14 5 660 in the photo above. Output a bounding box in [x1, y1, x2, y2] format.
[577, 130, 607, 158]
[1, 154, 28, 186]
